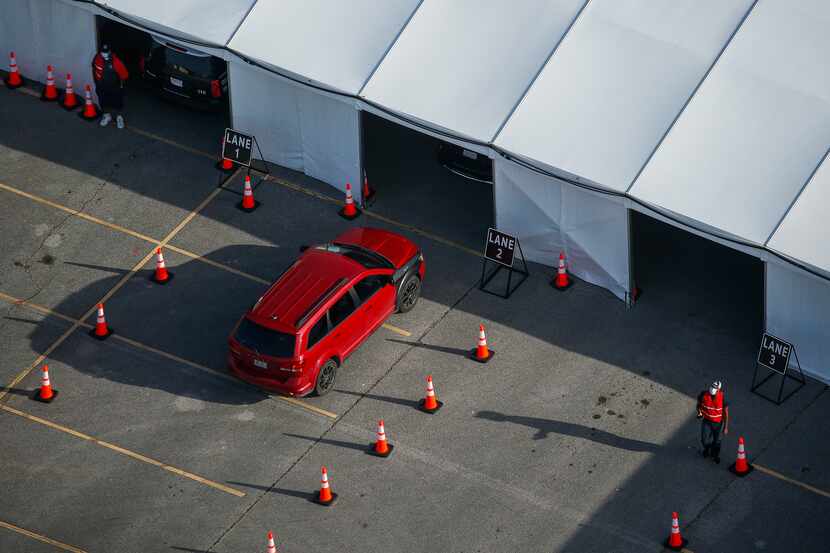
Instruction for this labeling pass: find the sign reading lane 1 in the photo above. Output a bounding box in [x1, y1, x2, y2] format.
[757, 333, 793, 375]
[222, 128, 253, 167]
[484, 228, 516, 268]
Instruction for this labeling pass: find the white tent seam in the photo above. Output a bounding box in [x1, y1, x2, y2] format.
[624, 0, 759, 195]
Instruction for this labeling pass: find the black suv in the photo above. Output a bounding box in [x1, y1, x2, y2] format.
[141, 37, 228, 110]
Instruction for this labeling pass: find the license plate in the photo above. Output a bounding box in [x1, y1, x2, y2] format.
[170, 76, 183, 87]
[253, 359, 268, 369]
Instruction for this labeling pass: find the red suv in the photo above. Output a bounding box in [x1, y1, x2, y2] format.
[228, 228, 424, 396]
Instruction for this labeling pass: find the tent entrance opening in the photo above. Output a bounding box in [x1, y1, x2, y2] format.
[361, 111, 494, 250]
[630, 210, 763, 348]
[95, 17, 229, 154]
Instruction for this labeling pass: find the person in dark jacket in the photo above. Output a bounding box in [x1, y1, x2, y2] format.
[92, 44, 129, 128]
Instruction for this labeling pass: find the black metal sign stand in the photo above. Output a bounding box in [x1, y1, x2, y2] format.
[216, 134, 270, 193]
[751, 337, 806, 405]
[479, 239, 529, 299]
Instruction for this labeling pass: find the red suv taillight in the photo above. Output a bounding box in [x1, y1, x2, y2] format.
[210, 79, 221, 98]
[138, 55, 145, 75]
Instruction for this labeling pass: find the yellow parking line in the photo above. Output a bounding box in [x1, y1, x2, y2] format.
[0, 181, 158, 244]
[0, 519, 87, 553]
[0, 404, 245, 497]
[754, 463, 830, 499]
[0, 184, 225, 405]
[0, 292, 336, 419]
[382, 323, 412, 337]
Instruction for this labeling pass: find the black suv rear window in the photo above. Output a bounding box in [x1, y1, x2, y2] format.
[154, 45, 224, 78]
[315, 243, 392, 269]
[235, 318, 295, 358]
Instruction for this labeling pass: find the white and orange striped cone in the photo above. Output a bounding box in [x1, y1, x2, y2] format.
[265, 531, 277, 553]
[79, 84, 100, 121]
[31, 364, 58, 403]
[41, 64, 58, 101]
[362, 170, 375, 207]
[552, 251, 573, 291]
[368, 419, 394, 458]
[60, 73, 79, 110]
[729, 436, 754, 477]
[418, 375, 443, 414]
[238, 175, 259, 212]
[314, 466, 337, 506]
[89, 303, 113, 340]
[5, 51, 24, 89]
[150, 247, 173, 284]
[470, 323, 495, 363]
[338, 182, 361, 220]
[665, 511, 688, 551]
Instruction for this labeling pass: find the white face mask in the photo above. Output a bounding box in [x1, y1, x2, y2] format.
[710, 387, 718, 396]
[102, 52, 110, 60]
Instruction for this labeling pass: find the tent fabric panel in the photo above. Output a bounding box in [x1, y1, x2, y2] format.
[494, 157, 629, 300]
[91, 0, 256, 45]
[229, 61, 304, 173]
[495, 0, 752, 193]
[361, 0, 586, 142]
[297, 93, 360, 197]
[766, 262, 830, 383]
[630, 0, 830, 244]
[229, 0, 421, 95]
[767, 154, 830, 275]
[2, 0, 97, 92]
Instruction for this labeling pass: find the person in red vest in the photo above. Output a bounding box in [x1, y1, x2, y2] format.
[697, 380, 729, 463]
[92, 44, 129, 129]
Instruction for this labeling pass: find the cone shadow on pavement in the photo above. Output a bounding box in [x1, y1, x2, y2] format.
[386, 338, 471, 358]
[333, 388, 421, 409]
[226, 481, 316, 502]
[475, 411, 660, 452]
[283, 433, 368, 453]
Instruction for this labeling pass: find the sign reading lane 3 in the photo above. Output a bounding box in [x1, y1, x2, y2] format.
[757, 333, 793, 375]
[222, 128, 254, 167]
[484, 227, 516, 268]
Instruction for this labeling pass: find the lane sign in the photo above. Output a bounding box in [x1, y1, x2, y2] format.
[222, 128, 253, 167]
[484, 228, 516, 268]
[757, 333, 792, 375]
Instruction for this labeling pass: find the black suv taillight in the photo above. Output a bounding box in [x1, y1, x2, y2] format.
[210, 79, 221, 98]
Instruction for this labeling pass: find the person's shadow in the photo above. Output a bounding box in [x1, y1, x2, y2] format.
[475, 410, 660, 453]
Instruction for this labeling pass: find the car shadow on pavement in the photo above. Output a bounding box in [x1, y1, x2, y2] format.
[20, 245, 278, 406]
[475, 410, 660, 453]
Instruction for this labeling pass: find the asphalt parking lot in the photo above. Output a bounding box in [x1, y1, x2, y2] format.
[1, 82, 829, 553]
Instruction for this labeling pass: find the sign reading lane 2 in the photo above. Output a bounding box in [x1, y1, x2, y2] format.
[757, 333, 793, 375]
[222, 128, 253, 167]
[484, 228, 516, 268]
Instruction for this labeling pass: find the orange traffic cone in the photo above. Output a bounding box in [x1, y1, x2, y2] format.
[217, 138, 234, 172]
[368, 419, 394, 458]
[41, 64, 58, 101]
[265, 531, 277, 553]
[470, 323, 495, 363]
[665, 511, 688, 551]
[362, 170, 375, 206]
[31, 364, 58, 403]
[79, 84, 100, 121]
[4, 51, 23, 89]
[314, 466, 338, 506]
[151, 247, 173, 284]
[552, 251, 572, 291]
[338, 182, 361, 220]
[90, 303, 113, 340]
[238, 175, 258, 212]
[729, 436, 753, 477]
[418, 375, 443, 414]
[60, 73, 79, 110]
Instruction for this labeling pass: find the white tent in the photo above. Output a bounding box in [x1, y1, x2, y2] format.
[5, 0, 830, 379]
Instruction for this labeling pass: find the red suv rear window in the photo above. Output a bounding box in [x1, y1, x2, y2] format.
[234, 318, 295, 358]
